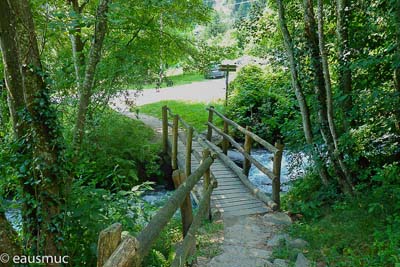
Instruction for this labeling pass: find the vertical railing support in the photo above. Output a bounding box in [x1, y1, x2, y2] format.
[222, 120, 229, 155]
[185, 126, 193, 177]
[97, 223, 122, 267]
[206, 106, 214, 141]
[172, 170, 194, 237]
[202, 149, 211, 221]
[272, 141, 284, 210]
[162, 105, 168, 154]
[172, 115, 179, 170]
[243, 126, 253, 176]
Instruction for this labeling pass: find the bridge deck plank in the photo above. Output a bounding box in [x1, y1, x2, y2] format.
[176, 137, 269, 218]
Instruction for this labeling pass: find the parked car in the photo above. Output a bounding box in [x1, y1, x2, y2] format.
[204, 63, 225, 79]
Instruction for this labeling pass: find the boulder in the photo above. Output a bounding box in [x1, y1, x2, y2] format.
[289, 238, 309, 249]
[263, 212, 292, 226]
[295, 253, 310, 267]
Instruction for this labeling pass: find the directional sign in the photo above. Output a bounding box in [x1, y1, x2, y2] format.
[219, 64, 237, 72]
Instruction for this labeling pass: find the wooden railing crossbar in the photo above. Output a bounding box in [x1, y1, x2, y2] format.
[205, 106, 284, 209]
[206, 107, 279, 154]
[207, 122, 276, 180]
[99, 104, 284, 267]
[100, 155, 215, 267]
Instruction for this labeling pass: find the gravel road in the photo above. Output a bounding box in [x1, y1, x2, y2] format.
[109, 76, 235, 113]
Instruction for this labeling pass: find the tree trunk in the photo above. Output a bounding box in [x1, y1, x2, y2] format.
[276, 0, 330, 185]
[303, 0, 352, 194]
[317, 0, 353, 188]
[68, 0, 86, 88]
[336, 0, 353, 128]
[73, 0, 111, 150]
[0, 0, 38, 251]
[0, 212, 21, 266]
[0, 0, 66, 262]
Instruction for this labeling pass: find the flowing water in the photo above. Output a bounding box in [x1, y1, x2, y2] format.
[247, 149, 308, 194]
[6, 149, 307, 230]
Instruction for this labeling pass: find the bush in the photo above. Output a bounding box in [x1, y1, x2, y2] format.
[282, 163, 400, 266]
[63, 108, 162, 190]
[63, 181, 155, 266]
[227, 65, 295, 143]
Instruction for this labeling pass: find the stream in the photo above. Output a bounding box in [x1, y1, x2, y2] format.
[141, 148, 308, 206]
[5, 149, 307, 231]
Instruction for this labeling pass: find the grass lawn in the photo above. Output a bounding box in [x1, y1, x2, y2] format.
[141, 72, 206, 89]
[137, 100, 225, 132]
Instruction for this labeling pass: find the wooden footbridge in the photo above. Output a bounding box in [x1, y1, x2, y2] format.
[97, 106, 284, 267]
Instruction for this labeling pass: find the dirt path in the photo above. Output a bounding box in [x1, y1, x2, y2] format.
[109, 76, 234, 112]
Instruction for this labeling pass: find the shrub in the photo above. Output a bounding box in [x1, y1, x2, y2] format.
[62, 181, 155, 266]
[63, 108, 162, 190]
[227, 65, 295, 143]
[282, 163, 400, 266]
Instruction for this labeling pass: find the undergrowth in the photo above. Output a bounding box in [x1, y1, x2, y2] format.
[281, 163, 400, 267]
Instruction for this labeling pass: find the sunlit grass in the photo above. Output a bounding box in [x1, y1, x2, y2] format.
[137, 100, 225, 132]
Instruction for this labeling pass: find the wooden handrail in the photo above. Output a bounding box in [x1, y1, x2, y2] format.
[207, 122, 276, 180]
[206, 107, 279, 154]
[163, 105, 284, 209]
[193, 134, 278, 210]
[171, 179, 217, 267]
[101, 154, 215, 267]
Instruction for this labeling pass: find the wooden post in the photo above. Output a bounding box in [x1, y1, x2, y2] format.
[272, 141, 284, 210]
[243, 126, 253, 176]
[97, 223, 122, 267]
[172, 115, 179, 170]
[185, 126, 193, 177]
[222, 120, 229, 155]
[103, 157, 214, 266]
[206, 106, 214, 141]
[202, 149, 211, 220]
[225, 71, 229, 107]
[172, 170, 193, 237]
[162, 105, 168, 154]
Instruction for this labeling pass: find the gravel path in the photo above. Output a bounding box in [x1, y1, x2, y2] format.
[109, 76, 234, 113]
[203, 213, 297, 267]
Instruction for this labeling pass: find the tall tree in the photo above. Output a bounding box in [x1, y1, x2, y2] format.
[0, 0, 66, 261]
[303, 0, 352, 194]
[317, 0, 353, 190]
[73, 0, 111, 150]
[276, 0, 330, 185]
[336, 0, 353, 128]
[67, 0, 88, 88]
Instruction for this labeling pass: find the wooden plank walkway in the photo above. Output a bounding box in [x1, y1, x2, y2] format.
[175, 134, 270, 218]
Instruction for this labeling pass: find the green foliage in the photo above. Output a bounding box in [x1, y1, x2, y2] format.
[143, 218, 182, 267]
[282, 172, 338, 220]
[63, 181, 155, 266]
[282, 163, 400, 267]
[62, 108, 162, 190]
[138, 100, 225, 132]
[227, 65, 296, 143]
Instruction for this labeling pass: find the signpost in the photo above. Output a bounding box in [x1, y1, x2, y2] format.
[219, 64, 237, 107]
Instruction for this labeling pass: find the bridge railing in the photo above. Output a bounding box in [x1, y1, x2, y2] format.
[205, 106, 284, 209]
[97, 147, 217, 267]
